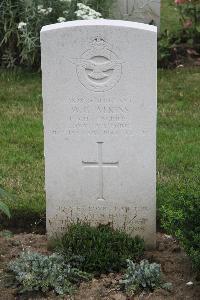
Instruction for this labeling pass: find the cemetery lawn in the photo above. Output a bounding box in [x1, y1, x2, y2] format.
[0, 67, 200, 229]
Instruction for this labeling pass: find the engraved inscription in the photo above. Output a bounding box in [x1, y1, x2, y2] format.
[49, 96, 136, 137]
[82, 142, 119, 201]
[65, 96, 134, 136]
[49, 205, 150, 235]
[69, 36, 123, 92]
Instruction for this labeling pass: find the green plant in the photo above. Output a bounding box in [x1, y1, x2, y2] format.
[0, 0, 113, 69]
[158, 30, 177, 68]
[158, 0, 200, 68]
[120, 259, 172, 296]
[175, 0, 200, 45]
[8, 251, 91, 295]
[55, 223, 144, 274]
[0, 187, 11, 218]
[0, 229, 14, 238]
[160, 183, 200, 273]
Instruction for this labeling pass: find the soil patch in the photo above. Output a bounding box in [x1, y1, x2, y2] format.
[0, 232, 199, 300]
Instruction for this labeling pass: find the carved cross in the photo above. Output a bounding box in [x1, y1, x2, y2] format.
[82, 142, 119, 201]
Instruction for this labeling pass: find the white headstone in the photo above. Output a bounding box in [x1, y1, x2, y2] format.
[113, 0, 160, 28]
[41, 20, 157, 248]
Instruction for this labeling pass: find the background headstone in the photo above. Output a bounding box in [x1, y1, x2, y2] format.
[112, 0, 160, 28]
[41, 20, 157, 248]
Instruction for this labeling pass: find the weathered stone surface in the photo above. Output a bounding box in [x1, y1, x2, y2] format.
[41, 19, 157, 247]
[113, 0, 160, 28]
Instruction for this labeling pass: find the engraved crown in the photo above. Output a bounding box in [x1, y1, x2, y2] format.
[91, 35, 106, 49]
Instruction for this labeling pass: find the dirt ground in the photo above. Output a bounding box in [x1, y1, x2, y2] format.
[0, 232, 199, 300]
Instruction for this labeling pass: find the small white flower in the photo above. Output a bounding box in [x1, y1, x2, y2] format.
[75, 3, 102, 20]
[38, 6, 52, 15]
[75, 11, 82, 17]
[86, 15, 94, 20]
[39, 8, 46, 14]
[164, 234, 172, 239]
[47, 7, 52, 13]
[77, 3, 84, 9]
[57, 17, 66, 23]
[186, 281, 193, 286]
[18, 22, 27, 30]
[63, 10, 69, 15]
[37, 5, 43, 10]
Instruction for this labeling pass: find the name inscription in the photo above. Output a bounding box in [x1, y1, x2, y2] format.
[52, 96, 135, 136]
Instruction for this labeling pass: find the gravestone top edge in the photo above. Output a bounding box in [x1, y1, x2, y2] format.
[41, 19, 157, 34]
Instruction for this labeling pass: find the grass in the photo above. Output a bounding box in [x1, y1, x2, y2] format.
[0, 1, 199, 230]
[157, 68, 200, 215]
[0, 68, 200, 229]
[0, 71, 45, 229]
